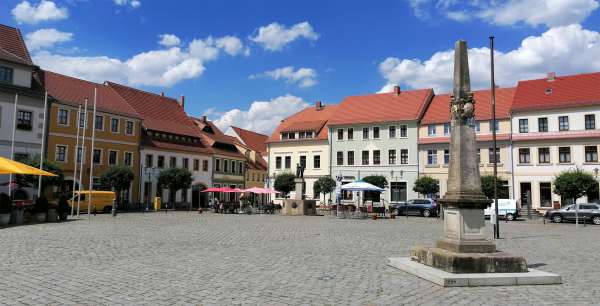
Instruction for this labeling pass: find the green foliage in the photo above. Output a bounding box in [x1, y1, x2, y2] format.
[413, 176, 440, 197]
[480, 175, 508, 199]
[100, 166, 134, 192]
[314, 176, 337, 203]
[0, 193, 11, 213]
[15, 156, 64, 191]
[157, 167, 193, 203]
[274, 172, 296, 195]
[553, 168, 598, 203]
[362, 175, 388, 189]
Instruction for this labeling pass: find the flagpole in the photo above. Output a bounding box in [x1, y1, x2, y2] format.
[37, 91, 48, 198]
[490, 35, 500, 239]
[77, 99, 88, 216]
[8, 94, 18, 197]
[71, 104, 82, 217]
[87, 88, 97, 221]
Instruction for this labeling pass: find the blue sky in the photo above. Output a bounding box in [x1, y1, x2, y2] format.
[2, 0, 600, 134]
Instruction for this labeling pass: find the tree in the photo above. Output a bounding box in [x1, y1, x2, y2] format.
[362, 175, 388, 202]
[554, 168, 598, 206]
[314, 176, 336, 204]
[480, 175, 508, 199]
[157, 167, 193, 207]
[413, 176, 439, 197]
[100, 165, 134, 207]
[15, 156, 65, 195]
[274, 172, 295, 197]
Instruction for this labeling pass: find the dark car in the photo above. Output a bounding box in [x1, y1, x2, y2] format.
[547, 203, 600, 225]
[391, 199, 437, 217]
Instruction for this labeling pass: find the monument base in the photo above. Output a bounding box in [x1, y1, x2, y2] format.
[410, 246, 528, 273]
[282, 199, 317, 216]
[388, 257, 562, 287]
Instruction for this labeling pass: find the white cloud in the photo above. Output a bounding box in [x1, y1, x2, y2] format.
[379, 24, 600, 93]
[25, 28, 73, 51]
[216, 36, 250, 56]
[250, 66, 317, 88]
[114, 0, 141, 8]
[12, 0, 68, 24]
[33, 34, 248, 87]
[250, 21, 319, 51]
[158, 34, 181, 47]
[213, 95, 308, 135]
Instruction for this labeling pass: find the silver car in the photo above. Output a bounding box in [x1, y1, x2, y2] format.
[547, 203, 600, 225]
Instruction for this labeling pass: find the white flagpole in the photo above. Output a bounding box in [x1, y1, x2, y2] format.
[8, 94, 18, 197]
[87, 88, 97, 221]
[77, 99, 88, 216]
[37, 91, 48, 198]
[71, 104, 82, 217]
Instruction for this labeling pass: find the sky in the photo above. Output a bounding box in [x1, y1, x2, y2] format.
[2, 0, 600, 135]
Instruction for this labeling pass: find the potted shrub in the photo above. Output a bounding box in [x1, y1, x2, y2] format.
[0, 193, 11, 226]
[57, 195, 69, 221]
[33, 197, 49, 223]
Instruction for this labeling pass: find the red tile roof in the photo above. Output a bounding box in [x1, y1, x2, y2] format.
[421, 87, 516, 124]
[280, 120, 326, 133]
[267, 104, 338, 143]
[190, 117, 245, 159]
[142, 137, 212, 154]
[107, 81, 199, 137]
[0, 24, 32, 66]
[512, 72, 600, 112]
[42, 71, 140, 119]
[328, 89, 433, 126]
[231, 126, 268, 154]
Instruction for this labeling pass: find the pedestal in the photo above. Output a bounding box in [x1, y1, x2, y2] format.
[438, 208, 496, 253]
[293, 178, 303, 200]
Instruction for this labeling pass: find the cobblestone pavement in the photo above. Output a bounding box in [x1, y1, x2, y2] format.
[1, 212, 599, 306]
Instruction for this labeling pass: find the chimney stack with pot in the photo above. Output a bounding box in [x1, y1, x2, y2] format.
[179, 95, 185, 109]
[547, 72, 556, 82]
[393, 85, 401, 96]
[315, 101, 322, 110]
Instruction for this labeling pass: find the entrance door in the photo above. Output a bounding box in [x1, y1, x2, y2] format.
[520, 182, 532, 210]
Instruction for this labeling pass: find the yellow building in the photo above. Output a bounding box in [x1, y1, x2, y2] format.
[227, 126, 268, 189]
[43, 71, 142, 206]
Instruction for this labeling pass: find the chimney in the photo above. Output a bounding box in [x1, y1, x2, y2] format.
[547, 72, 556, 82]
[393, 85, 401, 96]
[160, 92, 165, 96]
[179, 95, 185, 109]
[201, 115, 207, 122]
[315, 101, 322, 110]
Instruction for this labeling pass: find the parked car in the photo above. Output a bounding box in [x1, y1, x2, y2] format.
[547, 203, 600, 225]
[391, 199, 437, 217]
[484, 199, 520, 221]
[68, 191, 116, 214]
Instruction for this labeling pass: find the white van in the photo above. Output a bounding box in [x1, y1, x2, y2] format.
[484, 199, 520, 221]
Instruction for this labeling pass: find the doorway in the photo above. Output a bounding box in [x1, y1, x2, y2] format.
[520, 182, 532, 210]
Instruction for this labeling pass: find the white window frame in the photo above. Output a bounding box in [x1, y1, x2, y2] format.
[55, 145, 68, 162]
[110, 117, 120, 133]
[95, 114, 104, 131]
[57, 108, 70, 126]
[93, 148, 103, 165]
[108, 149, 119, 166]
[399, 124, 408, 138]
[125, 120, 135, 135]
[124, 151, 134, 167]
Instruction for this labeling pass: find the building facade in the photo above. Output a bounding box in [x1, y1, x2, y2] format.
[227, 126, 268, 190]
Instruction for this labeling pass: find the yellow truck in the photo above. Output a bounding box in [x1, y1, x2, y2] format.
[69, 191, 116, 214]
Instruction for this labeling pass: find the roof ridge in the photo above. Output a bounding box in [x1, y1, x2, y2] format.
[106, 81, 180, 102]
[231, 126, 268, 137]
[45, 70, 106, 87]
[520, 71, 600, 83]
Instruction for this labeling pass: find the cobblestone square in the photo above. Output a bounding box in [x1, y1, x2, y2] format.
[1, 213, 598, 305]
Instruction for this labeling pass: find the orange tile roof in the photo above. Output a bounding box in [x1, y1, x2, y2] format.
[328, 89, 434, 126]
[421, 87, 516, 124]
[42, 70, 140, 119]
[512, 72, 600, 112]
[0, 24, 32, 66]
[267, 104, 338, 143]
[107, 81, 199, 137]
[231, 126, 268, 154]
[190, 117, 245, 159]
[142, 137, 212, 154]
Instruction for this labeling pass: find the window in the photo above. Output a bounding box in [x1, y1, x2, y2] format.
[93, 149, 102, 164]
[558, 116, 569, 131]
[202, 160, 209, 171]
[275, 157, 282, 169]
[284, 156, 291, 169]
[373, 127, 380, 139]
[299, 131, 306, 139]
[183, 158, 189, 170]
[389, 126, 396, 138]
[362, 150, 369, 165]
[281, 132, 288, 140]
[0, 66, 14, 83]
[305, 131, 313, 138]
[215, 159, 221, 172]
[519, 119, 528, 133]
[559, 147, 571, 163]
[126, 121, 134, 135]
[79, 113, 87, 128]
[390, 182, 407, 202]
[288, 132, 295, 140]
[490, 120, 499, 132]
[373, 150, 380, 165]
[299, 156, 306, 169]
[362, 127, 369, 139]
[223, 160, 229, 172]
[124, 152, 132, 166]
[17, 110, 32, 130]
[157, 156, 165, 168]
[400, 149, 408, 164]
[337, 151, 344, 165]
[427, 125, 436, 136]
[488, 148, 500, 164]
[145, 154, 153, 167]
[585, 114, 596, 130]
[443, 123, 451, 136]
[230, 160, 235, 173]
[427, 150, 437, 165]
[585, 146, 598, 163]
[518, 148, 530, 164]
[337, 129, 344, 140]
[55, 145, 67, 162]
[108, 150, 118, 165]
[389, 150, 396, 165]
[538, 117, 548, 132]
[313, 155, 321, 169]
[474, 121, 480, 133]
[111, 118, 119, 133]
[477, 149, 481, 164]
[400, 125, 408, 138]
[538, 148, 550, 164]
[170, 156, 177, 168]
[444, 149, 450, 165]
[58, 109, 69, 125]
[76, 147, 83, 164]
[194, 159, 200, 171]
[95, 115, 104, 130]
[347, 128, 354, 140]
[347, 151, 354, 165]
[540, 183, 552, 207]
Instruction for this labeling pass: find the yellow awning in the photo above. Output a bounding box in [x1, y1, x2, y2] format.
[0, 156, 57, 176]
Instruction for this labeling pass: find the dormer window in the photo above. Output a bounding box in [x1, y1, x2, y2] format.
[299, 131, 306, 139]
[545, 88, 553, 95]
[0, 66, 13, 84]
[306, 131, 313, 138]
[288, 132, 296, 139]
[281, 132, 288, 140]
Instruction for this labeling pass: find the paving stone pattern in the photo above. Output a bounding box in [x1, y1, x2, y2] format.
[1, 213, 598, 305]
